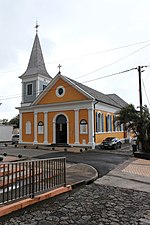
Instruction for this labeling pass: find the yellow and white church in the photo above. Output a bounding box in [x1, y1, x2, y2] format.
[17, 30, 128, 149]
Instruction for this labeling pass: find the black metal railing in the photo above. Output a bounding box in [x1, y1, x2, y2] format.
[0, 157, 66, 204]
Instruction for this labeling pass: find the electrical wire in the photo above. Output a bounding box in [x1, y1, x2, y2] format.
[0, 66, 138, 101]
[142, 79, 150, 108]
[46, 39, 150, 65]
[76, 43, 150, 79]
[82, 67, 137, 84]
[0, 39, 150, 76]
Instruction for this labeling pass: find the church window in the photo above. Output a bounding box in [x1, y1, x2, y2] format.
[56, 86, 65, 97]
[27, 83, 33, 96]
[26, 121, 31, 134]
[80, 119, 88, 134]
[106, 114, 113, 132]
[101, 113, 104, 132]
[110, 115, 112, 131]
[96, 112, 104, 133]
[43, 85, 47, 90]
[38, 121, 44, 134]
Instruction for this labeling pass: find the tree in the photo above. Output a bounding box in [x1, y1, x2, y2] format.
[8, 114, 19, 128]
[1, 119, 8, 125]
[116, 104, 150, 152]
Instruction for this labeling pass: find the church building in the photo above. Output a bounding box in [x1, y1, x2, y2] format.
[17, 29, 128, 149]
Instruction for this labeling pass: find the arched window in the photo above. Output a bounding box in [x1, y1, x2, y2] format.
[80, 119, 88, 134]
[38, 121, 44, 134]
[56, 115, 67, 124]
[106, 114, 113, 132]
[96, 112, 104, 133]
[110, 115, 112, 132]
[96, 112, 100, 132]
[101, 113, 104, 132]
[26, 121, 31, 134]
[106, 114, 109, 132]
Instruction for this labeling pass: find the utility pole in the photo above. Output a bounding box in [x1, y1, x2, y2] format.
[137, 66, 144, 150]
[138, 66, 143, 118]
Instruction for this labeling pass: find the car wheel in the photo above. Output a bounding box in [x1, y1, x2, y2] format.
[113, 144, 117, 150]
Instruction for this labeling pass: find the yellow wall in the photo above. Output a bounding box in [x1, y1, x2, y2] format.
[94, 109, 125, 144]
[22, 112, 34, 142]
[38, 78, 89, 105]
[21, 107, 125, 146]
[95, 132, 125, 144]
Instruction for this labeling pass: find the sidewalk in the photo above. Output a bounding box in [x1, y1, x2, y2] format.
[95, 157, 150, 193]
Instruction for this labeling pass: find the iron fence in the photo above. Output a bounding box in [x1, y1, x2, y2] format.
[0, 157, 66, 204]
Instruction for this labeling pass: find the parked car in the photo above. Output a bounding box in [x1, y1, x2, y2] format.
[12, 134, 19, 144]
[101, 137, 122, 150]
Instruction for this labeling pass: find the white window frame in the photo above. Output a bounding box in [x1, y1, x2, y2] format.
[26, 121, 31, 134]
[26, 83, 33, 96]
[100, 113, 104, 132]
[38, 121, 44, 134]
[96, 112, 104, 133]
[80, 119, 88, 134]
[56, 86, 65, 98]
[106, 114, 113, 132]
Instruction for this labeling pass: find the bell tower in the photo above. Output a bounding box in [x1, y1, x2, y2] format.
[19, 23, 52, 106]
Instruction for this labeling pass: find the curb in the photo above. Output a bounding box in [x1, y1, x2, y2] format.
[67, 163, 99, 188]
[0, 185, 72, 218]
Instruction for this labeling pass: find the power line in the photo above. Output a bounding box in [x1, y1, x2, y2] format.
[82, 67, 137, 84]
[76, 43, 150, 79]
[46, 39, 150, 65]
[142, 79, 150, 108]
[0, 66, 138, 101]
[0, 39, 150, 76]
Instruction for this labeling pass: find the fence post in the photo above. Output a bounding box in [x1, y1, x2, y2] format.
[64, 158, 66, 187]
[31, 161, 35, 198]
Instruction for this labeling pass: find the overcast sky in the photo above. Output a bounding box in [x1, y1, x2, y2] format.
[0, 0, 150, 120]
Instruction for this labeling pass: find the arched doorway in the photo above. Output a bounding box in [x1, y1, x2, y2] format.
[56, 115, 67, 144]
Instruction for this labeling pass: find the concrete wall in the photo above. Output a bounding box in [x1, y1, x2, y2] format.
[0, 125, 13, 142]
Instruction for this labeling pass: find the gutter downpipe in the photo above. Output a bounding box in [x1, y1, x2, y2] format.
[93, 99, 99, 147]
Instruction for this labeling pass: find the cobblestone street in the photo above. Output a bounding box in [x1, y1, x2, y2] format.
[0, 183, 150, 225]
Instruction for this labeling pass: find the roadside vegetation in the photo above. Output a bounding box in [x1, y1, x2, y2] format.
[116, 104, 150, 152]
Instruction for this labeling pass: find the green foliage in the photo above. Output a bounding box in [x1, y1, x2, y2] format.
[116, 104, 150, 152]
[8, 114, 19, 128]
[1, 119, 8, 125]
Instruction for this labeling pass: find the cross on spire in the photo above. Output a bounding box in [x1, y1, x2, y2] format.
[35, 20, 40, 33]
[58, 64, 62, 74]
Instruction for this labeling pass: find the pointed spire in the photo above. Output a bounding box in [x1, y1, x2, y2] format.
[20, 31, 51, 79]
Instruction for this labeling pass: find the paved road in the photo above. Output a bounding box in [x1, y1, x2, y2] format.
[0, 145, 131, 178]
[35, 149, 131, 178]
[1, 145, 132, 177]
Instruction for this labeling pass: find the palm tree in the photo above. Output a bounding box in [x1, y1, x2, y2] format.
[116, 104, 150, 152]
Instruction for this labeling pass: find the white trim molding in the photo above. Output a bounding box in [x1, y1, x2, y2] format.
[74, 109, 79, 144]
[88, 108, 95, 149]
[34, 112, 37, 144]
[44, 111, 48, 144]
[19, 112, 22, 143]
